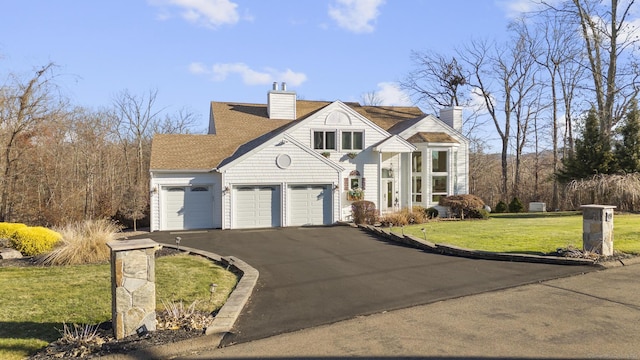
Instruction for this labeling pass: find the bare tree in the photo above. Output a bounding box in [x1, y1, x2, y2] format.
[0, 63, 61, 222]
[402, 50, 468, 112]
[360, 90, 383, 106]
[542, 0, 640, 136]
[111, 89, 162, 230]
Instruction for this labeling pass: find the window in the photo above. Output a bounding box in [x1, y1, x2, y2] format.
[412, 176, 422, 202]
[412, 151, 422, 203]
[313, 131, 336, 150]
[342, 131, 363, 150]
[432, 151, 447, 172]
[412, 151, 422, 172]
[432, 175, 447, 202]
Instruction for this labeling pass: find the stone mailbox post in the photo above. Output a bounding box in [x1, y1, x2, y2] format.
[580, 205, 616, 256]
[107, 239, 160, 339]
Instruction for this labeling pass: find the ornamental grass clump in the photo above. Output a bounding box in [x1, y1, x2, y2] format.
[37, 220, 122, 266]
[10, 226, 62, 256]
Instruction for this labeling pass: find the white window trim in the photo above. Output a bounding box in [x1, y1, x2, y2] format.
[340, 130, 365, 151]
[312, 129, 338, 151]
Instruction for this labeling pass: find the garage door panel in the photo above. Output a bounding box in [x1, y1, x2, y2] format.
[165, 187, 186, 230]
[163, 185, 214, 231]
[235, 186, 280, 229]
[290, 185, 331, 226]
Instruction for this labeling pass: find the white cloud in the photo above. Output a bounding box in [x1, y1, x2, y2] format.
[328, 0, 385, 33]
[495, 0, 558, 19]
[189, 62, 307, 86]
[149, 0, 240, 28]
[372, 82, 412, 106]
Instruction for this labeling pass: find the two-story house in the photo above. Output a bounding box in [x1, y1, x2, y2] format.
[149, 83, 469, 231]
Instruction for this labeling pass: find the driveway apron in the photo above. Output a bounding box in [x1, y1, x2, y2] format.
[139, 226, 596, 346]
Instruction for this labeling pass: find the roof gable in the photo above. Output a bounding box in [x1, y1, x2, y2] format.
[152, 98, 431, 171]
[407, 132, 459, 144]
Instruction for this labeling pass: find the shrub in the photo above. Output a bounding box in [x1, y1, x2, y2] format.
[10, 226, 62, 256]
[351, 200, 378, 225]
[439, 194, 486, 220]
[425, 207, 439, 219]
[0, 222, 27, 247]
[468, 208, 491, 220]
[380, 208, 428, 227]
[37, 220, 122, 266]
[508, 197, 525, 213]
[494, 201, 507, 213]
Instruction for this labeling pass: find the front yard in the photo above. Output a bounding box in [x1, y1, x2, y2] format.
[395, 212, 640, 255]
[0, 253, 237, 360]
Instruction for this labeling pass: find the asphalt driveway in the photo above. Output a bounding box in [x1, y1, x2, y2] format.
[138, 226, 596, 346]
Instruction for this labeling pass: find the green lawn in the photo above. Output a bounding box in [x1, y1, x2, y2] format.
[397, 212, 640, 255]
[0, 254, 237, 360]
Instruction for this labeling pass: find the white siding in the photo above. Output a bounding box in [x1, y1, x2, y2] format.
[222, 139, 340, 229]
[268, 91, 296, 119]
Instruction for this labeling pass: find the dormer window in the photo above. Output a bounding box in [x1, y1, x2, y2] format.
[341, 131, 363, 150]
[313, 131, 336, 150]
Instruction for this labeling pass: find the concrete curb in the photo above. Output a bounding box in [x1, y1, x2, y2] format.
[358, 224, 604, 267]
[99, 244, 258, 359]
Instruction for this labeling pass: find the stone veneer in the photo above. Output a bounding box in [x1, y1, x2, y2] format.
[107, 238, 160, 340]
[581, 205, 616, 257]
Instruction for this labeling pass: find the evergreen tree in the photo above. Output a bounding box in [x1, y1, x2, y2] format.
[558, 108, 614, 182]
[614, 100, 640, 174]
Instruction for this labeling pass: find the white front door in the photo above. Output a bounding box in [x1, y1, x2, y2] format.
[381, 179, 394, 212]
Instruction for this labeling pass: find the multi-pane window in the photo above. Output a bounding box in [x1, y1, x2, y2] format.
[412, 176, 422, 202]
[432, 151, 447, 172]
[341, 131, 363, 150]
[412, 151, 422, 172]
[412, 151, 423, 203]
[432, 175, 447, 202]
[313, 131, 336, 150]
[431, 150, 448, 203]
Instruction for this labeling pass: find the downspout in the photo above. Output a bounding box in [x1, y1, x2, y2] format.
[378, 151, 382, 216]
[407, 153, 413, 209]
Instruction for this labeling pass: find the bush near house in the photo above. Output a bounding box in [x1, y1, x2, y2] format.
[351, 200, 378, 225]
[380, 207, 428, 226]
[9, 226, 62, 256]
[424, 207, 439, 219]
[439, 194, 487, 220]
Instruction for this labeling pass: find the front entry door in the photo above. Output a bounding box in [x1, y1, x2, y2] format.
[381, 179, 394, 212]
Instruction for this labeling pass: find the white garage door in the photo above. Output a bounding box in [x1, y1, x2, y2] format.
[164, 186, 214, 230]
[289, 185, 332, 226]
[234, 186, 281, 229]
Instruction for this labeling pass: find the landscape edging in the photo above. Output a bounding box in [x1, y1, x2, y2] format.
[357, 224, 601, 267]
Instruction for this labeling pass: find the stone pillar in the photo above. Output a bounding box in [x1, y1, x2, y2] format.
[107, 239, 160, 340]
[580, 205, 616, 256]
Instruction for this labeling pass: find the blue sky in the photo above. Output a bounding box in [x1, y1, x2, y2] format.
[0, 0, 528, 132]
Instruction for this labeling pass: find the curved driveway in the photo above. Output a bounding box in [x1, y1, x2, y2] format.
[139, 226, 595, 346]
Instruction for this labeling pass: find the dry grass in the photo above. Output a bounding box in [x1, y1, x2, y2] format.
[37, 220, 122, 266]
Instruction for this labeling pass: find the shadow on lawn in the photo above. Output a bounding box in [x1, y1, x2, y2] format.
[490, 212, 581, 219]
[0, 321, 60, 357]
[0, 321, 60, 341]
